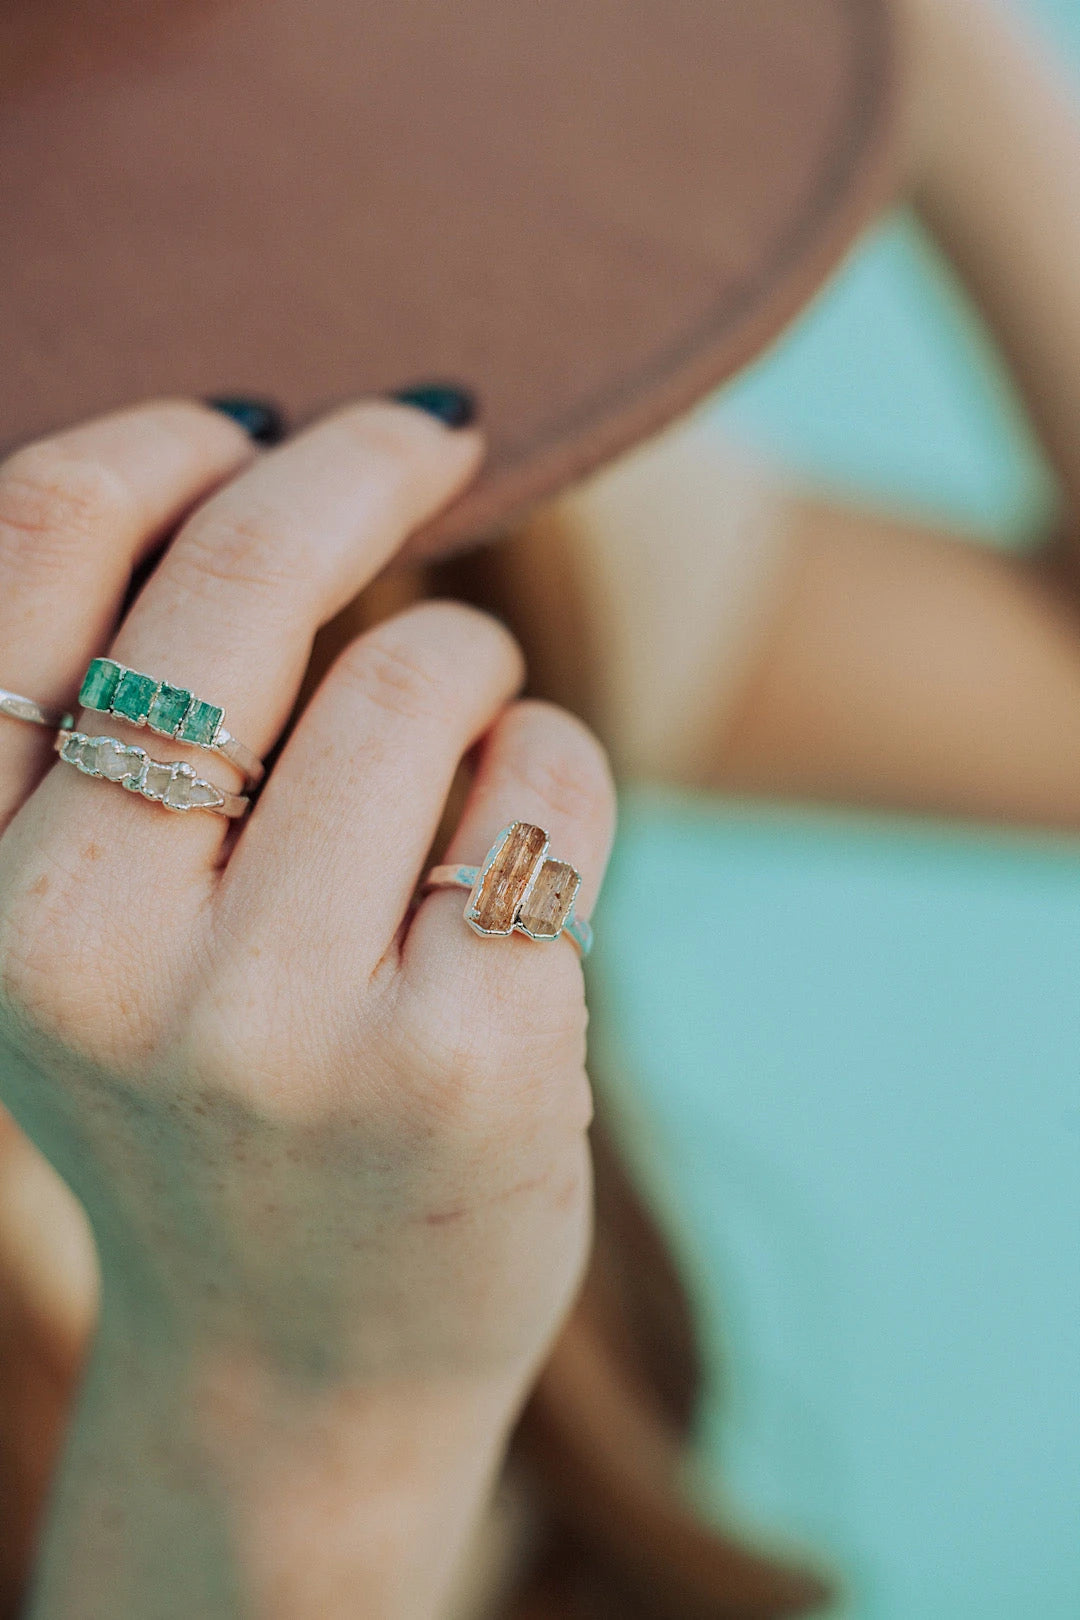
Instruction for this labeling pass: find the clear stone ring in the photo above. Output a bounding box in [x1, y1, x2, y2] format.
[55, 731, 249, 818]
[0, 686, 73, 732]
[422, 822, 593, 957]
[78, 658, 263, 788]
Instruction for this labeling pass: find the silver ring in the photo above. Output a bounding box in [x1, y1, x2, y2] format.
[77, 658, 263, 788]
[422, 822, 593, 957]
[55, 731, 249, 818]
[0, 686, 73, 732]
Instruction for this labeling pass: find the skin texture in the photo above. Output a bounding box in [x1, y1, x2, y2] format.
[4, 0, 1080, 1615]
[0, 400, 614, 1618]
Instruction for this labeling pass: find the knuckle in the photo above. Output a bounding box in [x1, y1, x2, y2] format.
[504, 950, 590, 1058]
[179, 935, 330, 1121]
[403, 1016, 515, 1138]
[171, 503, 303, 602]
[408, 599, 524, 678]
[339, 627, 449, 724]
[0, 862, 150, 1067]
[181, 998, 270, 1106]
[402, 966, 505, 1073]
[514, 711, 613, 828]
[403, 944, 589, 1133]
[0, 446, 135, 579]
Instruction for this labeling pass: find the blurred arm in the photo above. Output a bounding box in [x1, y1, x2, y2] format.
[468, 0, 1080, 828]
[904, 0, 1080, 527]
[0, 1111, 96, 1618]
[625, 0, 1080, 826]
[712, 499, 1080, 827]
[709, 0, 1080, 821]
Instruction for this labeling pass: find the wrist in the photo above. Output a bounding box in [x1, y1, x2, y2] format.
[195, 1350, 522, 1619]
[33, 1300, 527, 1620]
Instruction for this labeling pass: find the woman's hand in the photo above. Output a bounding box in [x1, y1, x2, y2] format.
[0, 398, 614, 1619]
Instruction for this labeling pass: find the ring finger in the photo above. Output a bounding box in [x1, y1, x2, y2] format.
[405, 698, 616, 1009]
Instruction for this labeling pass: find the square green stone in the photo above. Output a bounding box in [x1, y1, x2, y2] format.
[111, 668, 158, 725]
[78, 657, 122, 712]
[146, 682, 192, 738]
[179, 698, 223, 747]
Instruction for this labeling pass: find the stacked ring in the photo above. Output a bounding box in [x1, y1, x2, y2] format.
[423, 822, 593, 957]
[55, 731, 249, 818]
[0, 686, 73, 732]
[78, 658, 263, 788]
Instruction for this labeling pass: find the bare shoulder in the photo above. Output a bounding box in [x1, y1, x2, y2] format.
[504, 415, 795, 783]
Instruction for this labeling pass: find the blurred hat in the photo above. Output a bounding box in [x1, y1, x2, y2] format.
[1, 0, 898, 549]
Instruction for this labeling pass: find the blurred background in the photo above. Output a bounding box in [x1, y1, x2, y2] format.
[593, 1, 1080, 1614]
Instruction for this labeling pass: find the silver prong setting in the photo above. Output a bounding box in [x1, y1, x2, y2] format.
[56, 732, 245, 819]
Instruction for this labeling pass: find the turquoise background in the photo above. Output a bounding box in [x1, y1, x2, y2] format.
[596, 4, 1080, 1613]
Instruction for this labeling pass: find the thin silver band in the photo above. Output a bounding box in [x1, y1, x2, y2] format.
[0, 687, 73, 732]
[55, 731, 249, 818]
[423, 862, 593, 957]
[212, 727, 262, 785]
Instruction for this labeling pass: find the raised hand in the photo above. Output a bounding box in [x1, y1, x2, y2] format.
[0, 398, 614, 1619]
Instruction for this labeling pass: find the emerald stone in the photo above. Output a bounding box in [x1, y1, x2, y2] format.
[179, 698, 223, 747]
[112, 668, 158, 725]
[147, 682, 192, 738]
[78, 658, 122, 712]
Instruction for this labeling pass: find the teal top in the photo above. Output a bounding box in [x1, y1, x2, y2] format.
[596, 797, 1080, 1617]
[597, 6, 1080, 1609]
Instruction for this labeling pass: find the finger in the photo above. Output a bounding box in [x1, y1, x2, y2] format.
[0, 401, 255, 817]
[216, 601, 524, 976]
[405, 699, 616, 988]
[55, 403, 482, 867]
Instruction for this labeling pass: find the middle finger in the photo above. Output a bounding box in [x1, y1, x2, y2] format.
[50, 401, 482, 867]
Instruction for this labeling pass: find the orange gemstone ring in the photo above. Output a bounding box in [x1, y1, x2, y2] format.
[422, 822, 592, 957]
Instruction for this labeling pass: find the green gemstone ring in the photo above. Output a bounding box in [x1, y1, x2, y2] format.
[78, 658, 262, 787]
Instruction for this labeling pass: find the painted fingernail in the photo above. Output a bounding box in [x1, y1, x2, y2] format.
[390, 383, 477, 429]
[206, 396, 287, 445]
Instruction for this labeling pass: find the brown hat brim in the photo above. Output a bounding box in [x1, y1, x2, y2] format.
[2, 0, 898, 550]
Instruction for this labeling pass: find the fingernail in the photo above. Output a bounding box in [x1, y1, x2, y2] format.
[390, 383, 477, 429]
[206, 396, 287, 446]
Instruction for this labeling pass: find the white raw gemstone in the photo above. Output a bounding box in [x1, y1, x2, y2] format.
[164, 766, 196, 810]
[95, 740, 139, 782]
[61, 734, 90, 768]
[186, 779, 224, 809]
[141, 761, 174, 800]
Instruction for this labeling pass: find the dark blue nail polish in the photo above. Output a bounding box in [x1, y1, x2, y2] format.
[206, 396, 286, 446]
[391, 383, 477, 429]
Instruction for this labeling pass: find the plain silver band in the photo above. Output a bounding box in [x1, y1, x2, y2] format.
[0, 687, 72, 732]
[55, 731, 249, 818]
[213, 727, 263, 786]
[423, 863, 593, 957]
